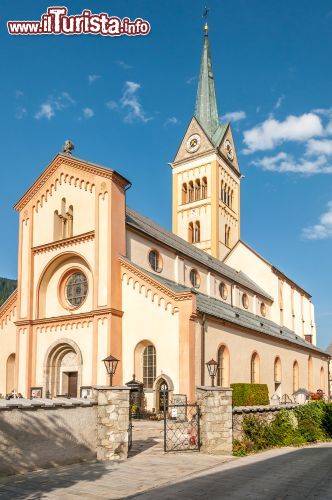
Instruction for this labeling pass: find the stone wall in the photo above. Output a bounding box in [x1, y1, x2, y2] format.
[196, 386, 233, 455]
[0, 398, 97, 476]
[92, 386, 130, 461]
[232, 404, 298, 441]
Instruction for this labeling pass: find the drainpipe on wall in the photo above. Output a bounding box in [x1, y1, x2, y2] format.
[328, 356, 331, 402]
[200, 313, 206, 386]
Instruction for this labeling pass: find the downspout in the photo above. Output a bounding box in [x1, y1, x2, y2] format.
[200, 313, 206, 386]
[328, 356, 331, 402]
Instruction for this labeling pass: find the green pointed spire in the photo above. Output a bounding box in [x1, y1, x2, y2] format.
[195, 23, 219, 139]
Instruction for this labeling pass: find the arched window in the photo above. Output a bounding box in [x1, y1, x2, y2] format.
[242, 293, 249, 309]
[53, 197, 74, 241]
[293, 361, 299, 393]
[226, 187, 231, 207]
[231, 190, 234, 209]
[67, 205, 73, 238]
[143, 344, 156, 388]
[182, 183, 188, 204]
[193, 221, 200, 243]
[274, 357, 282, 384]
[189, 269, 200, 288]
[225, 225, 231, 247]
[251, 352, 260, 383]
[221, 181, 225, 202]
[308, 356, 313, 391]
[148, 249, 163, 272]
[320, 366, 325, 390]
[6, 353, 16, 394]
[194, 179, 201, 201]
[260, 302, 267, 317]
[188, 222, 193, 243]
[201, 177, 207, 199]
[219, 282, 228, 300]
[188, 181, 194, 203]
[217, 345, 230, 387]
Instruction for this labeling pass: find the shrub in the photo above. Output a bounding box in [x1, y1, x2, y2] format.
[294, 401, 328, 442]
[231, 383, 269, 406]
[322, 403, 332, 437]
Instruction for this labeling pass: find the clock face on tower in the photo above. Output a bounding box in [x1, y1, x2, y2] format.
[186, 134, 201, 153]
[225, 139, 234, 161]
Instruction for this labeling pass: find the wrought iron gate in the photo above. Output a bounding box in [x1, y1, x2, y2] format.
[164, 403, 201, 452]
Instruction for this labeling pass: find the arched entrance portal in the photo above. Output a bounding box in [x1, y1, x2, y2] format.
[154, 375, 174, 413]
[44, 340, 82, 397]
[6, 354, 16, 394]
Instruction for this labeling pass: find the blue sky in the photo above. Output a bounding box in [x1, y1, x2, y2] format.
[1, 1, 331, 348]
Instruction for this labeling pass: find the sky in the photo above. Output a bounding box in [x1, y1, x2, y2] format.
[1, 1, 331, 348]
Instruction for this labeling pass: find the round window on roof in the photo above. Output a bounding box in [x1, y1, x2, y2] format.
[219, 282, 228, 300]
[242, 293, 249, 309]
[148, 249, 163, 272]
[190, 269, 200, 288]
[65, 271, 88, 307]
[260, 302, 267, 317]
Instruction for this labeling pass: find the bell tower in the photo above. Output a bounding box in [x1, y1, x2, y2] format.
[171, 23, 241, 261]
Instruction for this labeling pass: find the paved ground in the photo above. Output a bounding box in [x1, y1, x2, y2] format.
[0, 421, 331, 499]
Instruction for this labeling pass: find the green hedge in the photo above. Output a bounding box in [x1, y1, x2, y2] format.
[231, 383, 269, 406]
[233, 401, 332, 456]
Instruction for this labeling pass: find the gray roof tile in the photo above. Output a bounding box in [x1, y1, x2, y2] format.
[126, 207, 273, 301]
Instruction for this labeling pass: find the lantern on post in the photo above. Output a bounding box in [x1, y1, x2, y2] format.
[206, 358, 219, 387]
[102, 354, 119, 386]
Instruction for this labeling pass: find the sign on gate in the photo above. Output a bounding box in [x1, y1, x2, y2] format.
[164, 403, 200, 452]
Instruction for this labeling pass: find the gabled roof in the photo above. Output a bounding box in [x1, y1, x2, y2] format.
[225, 240, 311, 299]
[122, 258, 328, 358]
[14, 153, 131, 212]
[126, 207, 272, 301]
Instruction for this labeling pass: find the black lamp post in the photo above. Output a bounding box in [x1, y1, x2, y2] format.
[102, 354, 119, 386]
[206, 358, 219, 387]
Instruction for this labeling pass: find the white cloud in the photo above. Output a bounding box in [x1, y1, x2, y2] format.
[306, 139, 332, 156]
[82, 107, 94, 119]
[88, 74, 100, 85]
[16, 106, 27, 120]
[106, 100, 118, 110]
[35, 92, 74, 120]
[252, 151, 332, 175]
[116, 61, 132, 70]
[302, 201, 332, 239]
[186, 76, 196, 85]
[243, 113, 324, 153]
[222, 110, 246, 123]
[35, 103, 55, 120]
[164, 116, 179, 127]
[120, 81, 151, 124]
[274, 95, 285, 110]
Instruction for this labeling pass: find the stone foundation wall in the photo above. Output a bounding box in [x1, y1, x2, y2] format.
[232, 404, 298, 441]
[0, 398, 97, 476]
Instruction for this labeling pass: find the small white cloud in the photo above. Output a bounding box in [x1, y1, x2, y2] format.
[302, 201, 332, 239]
[88, 74, 101, 85]
[120, 81, 151, 124]
[186, 76, 196, 85]
[16, 106, 27, 120]
[243, 113, 324, 153]
[306, 139, 332, 156]
[116, 61, 132, 70]
[164, 117, 179, 127]
[35, 103, 55, 120]
[252, 151, 332, 175]
[222, 110, 246, 123]
[82, 107, 94, 119]
[106, 100, 118, 110]
[274, 95, 285, 110]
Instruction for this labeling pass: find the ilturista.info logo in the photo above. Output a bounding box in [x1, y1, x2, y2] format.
[7, 7, 151, 36]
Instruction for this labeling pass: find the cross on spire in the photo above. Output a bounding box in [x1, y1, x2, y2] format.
[195, 22, 219, 139]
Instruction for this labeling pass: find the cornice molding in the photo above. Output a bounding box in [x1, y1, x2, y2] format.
[120, 257, 194, 303]
[32, 231, 95, 255]
[14, 154, 130, 212]
[15, 306, 123, 328]
[0, 290, 18, 321]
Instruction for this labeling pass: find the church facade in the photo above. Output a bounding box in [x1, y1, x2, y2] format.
[0, 26, 329, 407]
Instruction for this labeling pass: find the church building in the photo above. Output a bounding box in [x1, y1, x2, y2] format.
[0, 25, 329, 407]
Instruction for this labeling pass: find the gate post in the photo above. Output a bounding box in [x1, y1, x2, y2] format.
[196, 386, 233, 455]
[92, 385, 130, 461]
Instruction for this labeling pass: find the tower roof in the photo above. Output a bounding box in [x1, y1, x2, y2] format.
[195, 23, 219, 139]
